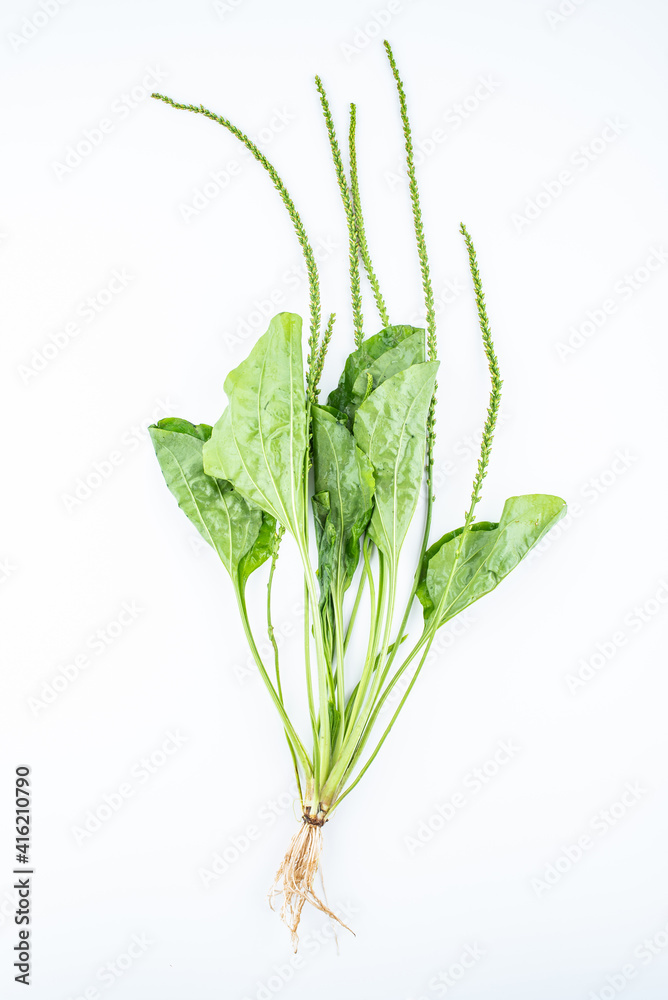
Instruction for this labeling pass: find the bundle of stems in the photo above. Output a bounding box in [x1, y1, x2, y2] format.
[149, 41, 565, 948]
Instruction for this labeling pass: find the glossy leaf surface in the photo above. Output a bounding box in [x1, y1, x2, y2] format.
[311, 404, 374, 604]
[150, 417, 275, 589]
[418, 494, 567, 625]
[203, 312, 307, 539]
[353, 360, 438, 562]
[328, 325, 426, 429]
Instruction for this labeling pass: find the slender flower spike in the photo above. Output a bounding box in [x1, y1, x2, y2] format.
[148, 42, 567, 949]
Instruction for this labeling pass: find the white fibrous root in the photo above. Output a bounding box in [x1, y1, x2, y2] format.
[268, 812, 353, 950]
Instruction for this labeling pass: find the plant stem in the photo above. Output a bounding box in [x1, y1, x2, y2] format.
[304, 561, 331, 797]
[301, 432, 319, 751]
[458, 223, 502, 524]
[151, 92, 323, 396]
[303, 577, 319, 782]
[314, 76, 364, 347]
[311, 312, 336, 401]
[343, 551, 369, 653]
[348, 102, 390, 327]
[379, 40, 439, 683]
[266, 529, 303, 805]
[380, 488, 432, 687]
[382, 43, 437, 362]
[429, 225, 502, 628]
[332, 588, 347, 757]
[339, 539, 382, 736]
[333, 227, 504, 802]
[320, 551, 395, 803]
[235, 587, 312, 778]
[330, 633, 432, 811]
[300, 405, 331, 800]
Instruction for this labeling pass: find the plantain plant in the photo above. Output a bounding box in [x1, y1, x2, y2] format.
[148, 41, 566, 947]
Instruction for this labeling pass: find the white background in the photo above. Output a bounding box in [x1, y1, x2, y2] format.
[2, 0, 668, 997]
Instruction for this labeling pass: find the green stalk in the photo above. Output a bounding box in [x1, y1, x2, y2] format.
[151, 93, 323, 396]
[343, 549, 369, 653]
[300, 401, 331, 802]
[235, 587, 312, 778]
[331, 587, 347, 757]
[266, 529, 286, 705]
[339, 540, 383, 737]
[348, 103, 390, 327]
[301, 546, 331, 800]
[374, 41, 439, 687]
[266, 528, 303, 805]
[458, 223, 502, 522]
[330, 635, 432, 811]
[378, 500, 431, 688]
[334, 223, 504, 803]
[331, 598, 444, 809]
[363, 557, 398, 712]
[301, 435, 319, 755]
[427, 225, 502, 629]
[320, 551, 396, 803]
[311, 312, 336, 402]
[292, 526, 337, 794]
[322, 610, 337, 703]
[315, 76, 364, 347]
[382, 43, 437, 362]
[304, 601, 331, 800]
[303, 576, 319, 784]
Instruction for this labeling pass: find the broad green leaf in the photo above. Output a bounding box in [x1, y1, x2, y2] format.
[149, 417, 276, 589]
[354, 361, 439, 563]
[328, 325, 426, 429]
[203, 312, 307, 540]
[417, 494, 567, 626]
[311, 404, 375, 605]
[237, 510, 278, 588]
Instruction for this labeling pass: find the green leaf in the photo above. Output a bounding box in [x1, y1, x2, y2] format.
[202, 312, 307, 540]
[237, 511, 278, 589]
[149, 417, 276, 589]
[311, 404, 375, 605]
[354, 361, 439, 563]
[328, 325, 425, 428]
[417, 494, 567, 625]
